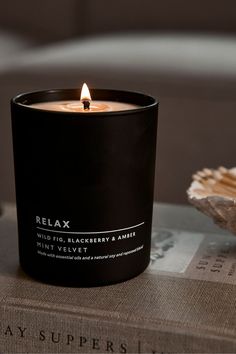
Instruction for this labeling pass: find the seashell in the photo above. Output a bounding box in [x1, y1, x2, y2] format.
[187, 167, 236, 235]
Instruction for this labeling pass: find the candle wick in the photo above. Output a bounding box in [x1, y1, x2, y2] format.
[82, 100, 90, 111]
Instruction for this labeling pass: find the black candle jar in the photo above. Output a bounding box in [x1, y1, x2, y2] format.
[11, 88, 158, 287]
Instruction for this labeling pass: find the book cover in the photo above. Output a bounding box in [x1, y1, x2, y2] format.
[1, 203, 236, 353]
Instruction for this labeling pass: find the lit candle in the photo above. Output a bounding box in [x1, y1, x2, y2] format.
[30, 83, 139, 112]
[11, 85, 158, 287]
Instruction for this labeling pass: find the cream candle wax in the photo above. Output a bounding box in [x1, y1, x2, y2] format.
[31, 83, 139, 112]
[31, 100, 139, 112]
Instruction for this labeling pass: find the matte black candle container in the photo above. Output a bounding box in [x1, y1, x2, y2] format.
[11, 89, 158, 286]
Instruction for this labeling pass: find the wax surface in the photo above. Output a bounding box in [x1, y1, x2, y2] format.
[30, 100, 139, 112]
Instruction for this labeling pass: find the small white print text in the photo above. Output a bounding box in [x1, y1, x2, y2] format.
[34, 216, 145, 262]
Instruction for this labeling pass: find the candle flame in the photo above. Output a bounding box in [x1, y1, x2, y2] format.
[80, 83, 91, 101]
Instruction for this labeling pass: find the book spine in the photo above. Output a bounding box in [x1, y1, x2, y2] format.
[1, 303, 236, 353]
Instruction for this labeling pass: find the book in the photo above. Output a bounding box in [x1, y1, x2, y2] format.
[1, 203, 236, 353]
